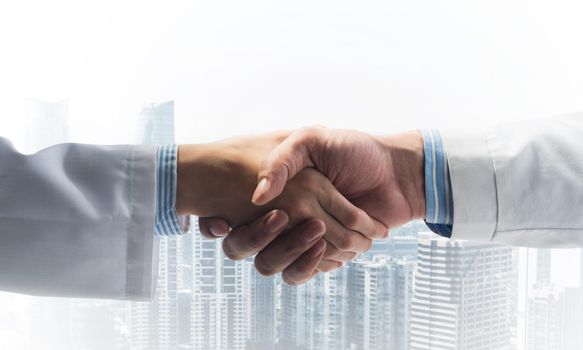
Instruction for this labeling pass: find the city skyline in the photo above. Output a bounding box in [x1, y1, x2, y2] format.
[3, 97, 583, 350]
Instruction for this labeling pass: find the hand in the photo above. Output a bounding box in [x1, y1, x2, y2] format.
[252, 126, 426, 230]
[242, 127, 425, 281]
[176, 133, 386, 284]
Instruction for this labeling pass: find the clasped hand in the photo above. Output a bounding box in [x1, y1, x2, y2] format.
[176, 127, 425, 285]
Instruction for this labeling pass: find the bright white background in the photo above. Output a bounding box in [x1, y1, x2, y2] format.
[0, 0, 582, 347]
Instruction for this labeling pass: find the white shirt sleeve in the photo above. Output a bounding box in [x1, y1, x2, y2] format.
[0, 138, 159, 300]
[441, 113, 583, 248]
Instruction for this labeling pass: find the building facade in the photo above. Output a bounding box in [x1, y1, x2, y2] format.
[409, 236, 513, 350]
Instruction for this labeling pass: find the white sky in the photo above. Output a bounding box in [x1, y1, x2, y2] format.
[0, 0, 582, 330]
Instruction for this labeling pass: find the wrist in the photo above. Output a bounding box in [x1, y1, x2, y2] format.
[175, 141, 262, 220]
[375, 130, 426, 220]
[176, 143, 219, 216]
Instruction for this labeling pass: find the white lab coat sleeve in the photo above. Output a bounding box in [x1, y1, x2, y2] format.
[441, 113, 583, 248]
[0, 137, 159, 300]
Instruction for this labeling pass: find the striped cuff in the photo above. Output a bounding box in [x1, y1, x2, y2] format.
[154, 144, 188, 236]
[420, 129, 454, 238]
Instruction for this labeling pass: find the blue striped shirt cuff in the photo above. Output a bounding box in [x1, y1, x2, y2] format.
[154, 144, 187, 236]
[420, 129, 454, 238]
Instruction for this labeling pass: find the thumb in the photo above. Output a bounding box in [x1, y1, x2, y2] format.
[252, 128, 321, 205]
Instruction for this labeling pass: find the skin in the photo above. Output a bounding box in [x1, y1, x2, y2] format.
[200, 127, 426, 284]
[175, 132, 386, 284]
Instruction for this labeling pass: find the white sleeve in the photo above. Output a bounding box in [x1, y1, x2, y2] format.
[441, 113, 583, 248]
[0, 137, 158, 300]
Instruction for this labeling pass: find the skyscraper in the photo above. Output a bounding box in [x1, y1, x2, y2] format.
[409, 236, 513, 350]
[388, 236, 418, 259]
[134, 101, 175, 145]
[392, 258, 416, 350]
[24, 98, 129, 350]
[279, 269, 348, 350]
[527, 285, 583, 350]
[557, 287, 583, 350]
[347, 257, 393, 350]
[130, 101, 180, 350]
[536, 249, 552, 286]
[527, 285, 562, 350]
[189, 227, 247, 350]
[244, 260, 276, 350]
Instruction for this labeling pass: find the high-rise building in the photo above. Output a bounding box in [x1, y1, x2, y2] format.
[557, 287, 583, 350]
[130, 101, 180, 350]
[134, 101, 175, 145]
[189, 227, 247, 350]
[279, 280, 309, 350]
[388, 236, 418, 259]
[347, 257, 393, 350]
[537, 249, 552, 286]
[24, 98, 129, 350]
[344, 256, 415, 350]
[177, 234, 194, 349]
[528, 285, 562, 350]
[527, 286, 583, 350]
[409, 236, 513, 350]
[244, 260, 276, 350]
[279, 269, 348, 350]
[365, 238, 390, 258]
[392, 258, 416, 350]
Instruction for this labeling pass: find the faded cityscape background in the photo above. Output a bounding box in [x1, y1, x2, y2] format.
[2, 1, 583, 349]
[0, 98, 581, 350]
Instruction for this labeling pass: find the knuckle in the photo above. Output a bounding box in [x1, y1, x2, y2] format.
[292, 202, 314, 219]
[345, 208, 366, 231]
[336, 234, 358, 251]
[268, 158, 291, 176]
[254, 257, 277, 276]
[299, 125, 324, 140]
[222, 240, 243, 261]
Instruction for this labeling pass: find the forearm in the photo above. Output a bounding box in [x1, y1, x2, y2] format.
[0, 139, 158, 299]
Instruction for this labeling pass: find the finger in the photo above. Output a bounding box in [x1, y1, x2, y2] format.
[198, 217, 230, 239]
[252, 127, 325, 205]
[221, 210, 289, 261]
[254, 219, 326, 276]
[322, 241, 359, 262]
[317, 259, 343, 273]
[282, 239, 326, 285]
[318, 181, 388, 239]
[318, 208, 373, 253]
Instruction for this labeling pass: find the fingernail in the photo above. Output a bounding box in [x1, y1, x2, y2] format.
[265, 210, 288, 234]
[310, 240, 326, 257]
[252, 178, 269, 204]
[302, 221, 325, 243]
[210, 223, 228, 237]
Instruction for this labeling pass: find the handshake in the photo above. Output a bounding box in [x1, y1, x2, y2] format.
[175, 127, 426, 285]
